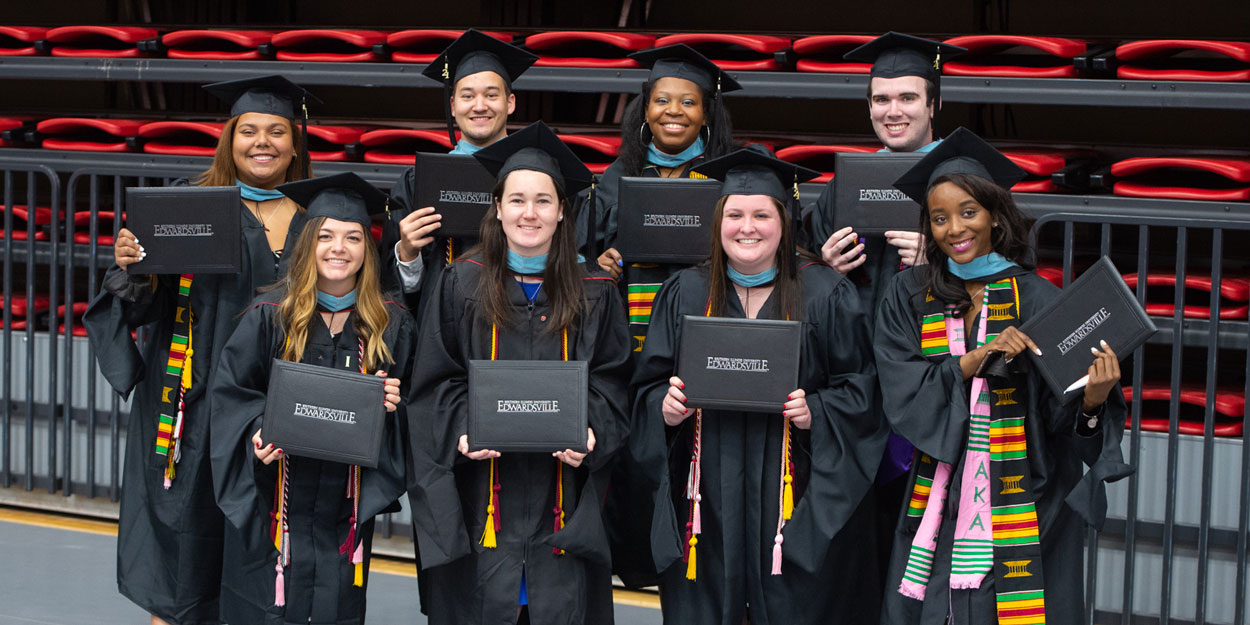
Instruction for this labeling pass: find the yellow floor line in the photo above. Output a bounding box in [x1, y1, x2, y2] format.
[1, 506, 662, 610]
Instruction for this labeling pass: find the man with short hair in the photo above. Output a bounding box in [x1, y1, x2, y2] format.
[384, 30, 537, 305]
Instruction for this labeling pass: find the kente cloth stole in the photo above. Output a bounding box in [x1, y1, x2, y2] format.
[683, 295, 795, 581]
[900, 278, 1047, 624]
[479, 322, 572, 555]
[272, 337, 370, 607]
[155, 274, 193, 487]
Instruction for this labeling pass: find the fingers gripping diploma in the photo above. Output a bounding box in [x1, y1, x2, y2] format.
[821, 226, 866, 275]
[397, 206, 442, 262]
[782, 389, 811, 430]
[252, 428, 284, 465]
[114, 227, 146, 269]
[1081, 340, 1121, 411]
[884, 230, 926, 266]
[554, 429, 596, 468]
[662, 376, 693, 426]
[597, 248, 623, 280]
[377, 371, 402, 412]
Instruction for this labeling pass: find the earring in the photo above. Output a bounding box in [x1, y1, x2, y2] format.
[700, 124, 711, 145]
[639, 122, 651, 144]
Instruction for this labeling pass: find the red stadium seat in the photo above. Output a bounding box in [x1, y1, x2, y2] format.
[775, 143, 880, 184]
[306, 125, 371, 162]
[791, 35, 874, 73]
[0, 117, 29, 147]
[0, 26, 46, 56]
[1110, 157, 1250, 201]
[524, 31, 654, 68]
[270, 29, 388, 62]
[56, 302, 90, 337]
[137, 121, 224, 157]
[387, 29, 512, 64]
[1121, 272, 1250, 320]
[1, 206, 52, 241]
[36, 118, 147, 152]
[162, 30, 274, 60]
[72, 210, 120, 245]
[943, 35, 1086, 78]
[653, 34, 790, 71]
[359, 129, 456, 164]
[1003, 148, 1093, 193]
[1124, 384, 1244, 437]
[558, 134, 622, 174]
[44, 26, 157, 58]
[0, 294, 51, 330]
[1116, 40, 1250, 82]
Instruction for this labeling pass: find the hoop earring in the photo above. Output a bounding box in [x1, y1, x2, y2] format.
[700, 124, 711, 145]
[639, 122, 652, 145]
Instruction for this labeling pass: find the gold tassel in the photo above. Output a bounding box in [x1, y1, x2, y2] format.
[685, 536, 698, 580]
[353, 562, 363, 587]
[481, 504, 497, 548]
[783, 474, 794, 520]
[164, 455, 176, 481]
[180, 324, 193, 391]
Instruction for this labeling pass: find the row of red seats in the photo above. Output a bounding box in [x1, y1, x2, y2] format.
[1036, 265, 1250, 321]
[5, 116, 1247, 200]
[1, 27, 1247, 81]
[0, 295, 87, 336]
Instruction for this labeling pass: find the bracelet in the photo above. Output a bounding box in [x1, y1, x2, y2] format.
[1081, 404, 1104, 429]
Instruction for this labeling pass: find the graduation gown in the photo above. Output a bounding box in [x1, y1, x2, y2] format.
[874, 267, 1133, 625]
[405, 255, 631, 625]
[83, 193, 307, 625]
[209, 289, 415, 625]
[629, 262, 888, 625]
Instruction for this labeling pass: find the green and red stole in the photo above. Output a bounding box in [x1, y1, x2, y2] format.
[901, 277, 1047, 624]
[155, 273, 194, 487]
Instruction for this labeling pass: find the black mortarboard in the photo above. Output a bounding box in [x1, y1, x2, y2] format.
[203, 75, 320, 120]
[692, 144, 820, 204]
[629, 44, 743, 95]
[843, 32, 966, 83]
[277, 173, 389, 228]
[892, 127, 1028, 206]
[472, 121, 593, 196]
[420, 29, 538, 89]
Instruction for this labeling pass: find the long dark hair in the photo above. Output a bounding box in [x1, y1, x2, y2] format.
[193, 114, 310, 187]
[616, 79, 737, 176]
[707, 195, 815, 321]
[920, 173, 1036, 316]
[468, 171, 585, 333]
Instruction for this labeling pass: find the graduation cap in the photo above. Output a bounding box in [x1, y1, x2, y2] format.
[204, 75, 321, 173]
[892, 127, 1028, 206]
[277, 172, 389, 228]
[692, 144, 820, 204]
[844, 32, 966, 83]
[421, 30, 538, 146]
[472, 121, 594, 196]
[628, 44, 743, 95]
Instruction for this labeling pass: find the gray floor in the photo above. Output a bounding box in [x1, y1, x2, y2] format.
[0, 519, 661, 625]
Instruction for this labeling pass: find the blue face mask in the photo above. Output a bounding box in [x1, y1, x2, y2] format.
[727, 265, 778, 288]
[236, 180, 285, 202]
[316, 289, 357, 312]
[647, 135, 706, 168]
[449, 139, 485, 155]
[947, 252, 1018, 281]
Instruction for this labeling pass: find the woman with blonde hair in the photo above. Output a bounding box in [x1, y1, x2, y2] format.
[84, 75, 316, 625]
[211, 173, 415, 624]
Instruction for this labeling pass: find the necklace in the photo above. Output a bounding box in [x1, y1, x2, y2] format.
[251, 197, 285, 232]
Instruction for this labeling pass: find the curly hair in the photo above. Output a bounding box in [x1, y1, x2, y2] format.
[615, 79, 737, 176]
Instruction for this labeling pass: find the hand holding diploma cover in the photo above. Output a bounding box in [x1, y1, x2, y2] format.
[261, 359, 387, 468]
[676, 315, 802, 412]
[412, 152, 498, 238]
[1019, 255, 1157, 399]
[125, 186, 242, 274]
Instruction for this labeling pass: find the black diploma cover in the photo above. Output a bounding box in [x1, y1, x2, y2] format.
[125, 186, 242, 274]
[413, 152, 496, 238]
[676, 315, 802, 412]
[467, 360, 589, 453]
[262, 359, 387, 468]
[832, 152, 925, 234]
[616, 177, 722, 264]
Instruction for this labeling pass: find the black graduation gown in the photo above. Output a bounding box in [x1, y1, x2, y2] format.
[209, 289, 415, 625]
[405, 256, 632, 625]
[874, 268, 1133, 625]
[629, 263, 888, 625]
[381, 163, 477, 318]
[83, 195, 307, 625]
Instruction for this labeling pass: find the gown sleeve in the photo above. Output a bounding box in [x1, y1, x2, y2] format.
[626, 274, 690, 574]
[83, 266, 173, 398]
[208, 300, 279, 542]
[873, 271, 972, 464]
[358, 309, 420, 523]
[803, 179, 837, 251]
[782, 274, 888, 574]
[405, 266, 474, 569]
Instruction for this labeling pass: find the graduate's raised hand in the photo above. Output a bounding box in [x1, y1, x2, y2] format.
[821, 226, 866, 274]
[554, 428, 596, 468]
[783, 388, 811, 430]
[597, 248, 623, 280]
[377, 371, 402, 412]
[458, 434, 500, 461]
[252, 428, 284, 465]
[662, 376, 693, 426]
[396, 206, 441, 263]
[885, 230, 927, 267]
[113, 227, 145, 269]
[1082, 340, 1120, 413]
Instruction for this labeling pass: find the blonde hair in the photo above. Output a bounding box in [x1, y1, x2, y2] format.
[277, 216, 392, 371]
[193, 114, 311, 188]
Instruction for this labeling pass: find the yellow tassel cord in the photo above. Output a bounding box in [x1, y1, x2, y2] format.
[782, 420, 794, 521]
[685, 536, 698, 580]
[273, 458, 286, 551]
[354, 562, 364, 587]
[480, 457, 498, 548]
